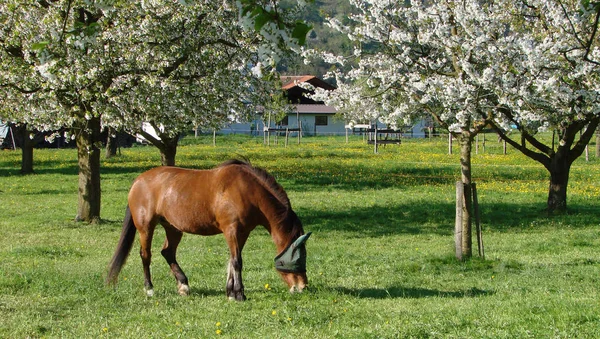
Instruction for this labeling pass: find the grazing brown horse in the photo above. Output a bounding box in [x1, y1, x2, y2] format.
[106, 159, 311, 301]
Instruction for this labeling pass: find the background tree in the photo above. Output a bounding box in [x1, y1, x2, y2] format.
[490, 0, 600, 212]
[307, 0, 512, 259]
[308, 1, 599, 260]
[0, 0, 312, 222]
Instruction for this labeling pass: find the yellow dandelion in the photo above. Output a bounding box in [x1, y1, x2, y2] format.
[102, 327, 108, 332]
[216, 322, 221, 327]
[272, 310, 277, 315]
[216, 329, 222, 335]
[264, 283, 270, 289]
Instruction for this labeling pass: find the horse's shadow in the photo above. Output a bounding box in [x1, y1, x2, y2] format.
[334, 286, 493, 299]
[188, 287, 224, 298]
[182, 286, 493, 300]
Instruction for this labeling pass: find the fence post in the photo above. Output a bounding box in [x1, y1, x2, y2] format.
[374, 124, 378, 154]
[472, 183, 484, 259]
[448, 133, 453, 155]
[455, 181, 464, 261]
[285, 128, 289, 148]
[483, 133, 486, 153]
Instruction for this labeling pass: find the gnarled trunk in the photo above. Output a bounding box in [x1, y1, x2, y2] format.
[76, 117, 102, 222]
[136, 125, 179, 166]
[159, 136, 178, 166]
[547, 153, 570, 212]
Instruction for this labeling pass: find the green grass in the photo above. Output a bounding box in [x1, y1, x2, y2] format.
[1, 135, 599, 338]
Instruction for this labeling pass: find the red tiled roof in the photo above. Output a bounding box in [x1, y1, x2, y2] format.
[280, 75, 336, 91]
[281, 75, 315, 90]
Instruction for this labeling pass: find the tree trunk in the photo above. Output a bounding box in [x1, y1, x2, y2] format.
[16, 124, 35, 174]
[159, 136, 179, 166]
[21, 136, 34, 174]
[457, 133, 473, 260]
[596, 126, 600, 158]
[135, 126, 179, 166]
[105, 127, 118, 159]
[547, 153, 570, 212]
[75, 117, 102, 222]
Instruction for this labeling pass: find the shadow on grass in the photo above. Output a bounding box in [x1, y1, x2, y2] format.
[300, 201, 600, 237]
[188, 287, 224, 298]
[335, 286, 493, 299]
[0, 157, 538, 191]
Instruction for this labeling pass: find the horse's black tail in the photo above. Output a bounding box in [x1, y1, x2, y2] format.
[106, 205, 137, 286]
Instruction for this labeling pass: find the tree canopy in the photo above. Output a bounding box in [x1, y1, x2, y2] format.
[306, 0, 599, 212]
[0, 0, 312, 221]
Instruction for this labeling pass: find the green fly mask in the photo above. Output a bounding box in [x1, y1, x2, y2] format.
[274, 232, 312, 273]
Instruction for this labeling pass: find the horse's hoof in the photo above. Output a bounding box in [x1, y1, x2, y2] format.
[145, 288, 154, 297]
[178, 284, 190, 296]
[289, 285, 306, 293]
[227, 294, 246, 301]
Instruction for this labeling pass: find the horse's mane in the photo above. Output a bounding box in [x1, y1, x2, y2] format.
[218, 159, 291, 211]
[218, 159, 304, 244]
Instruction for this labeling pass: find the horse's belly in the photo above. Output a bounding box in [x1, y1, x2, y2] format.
[164, 213, 222, 236]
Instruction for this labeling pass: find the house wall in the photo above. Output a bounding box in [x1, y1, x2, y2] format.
[216, 114, 429, 138]
[288, 114, 345, 136]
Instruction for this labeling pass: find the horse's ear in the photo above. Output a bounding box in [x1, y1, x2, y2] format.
[292, 232, 311, 247]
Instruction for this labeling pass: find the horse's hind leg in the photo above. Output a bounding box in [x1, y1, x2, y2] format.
[138, 227, 155, 296]
[161, 224, 189, 296]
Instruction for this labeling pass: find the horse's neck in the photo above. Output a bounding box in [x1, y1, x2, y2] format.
[256, 191, 293, 253]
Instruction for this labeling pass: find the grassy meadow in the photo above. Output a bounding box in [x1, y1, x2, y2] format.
[0, 134, 599, 338]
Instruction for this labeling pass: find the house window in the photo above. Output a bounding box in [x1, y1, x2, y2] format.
[315, 116, 328, 126]
[278, 116, 288, 126]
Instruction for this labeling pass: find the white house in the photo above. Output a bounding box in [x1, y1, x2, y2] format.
[219, 75, 429, 138]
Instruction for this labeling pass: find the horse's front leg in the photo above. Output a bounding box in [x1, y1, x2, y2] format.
[226, 254, 246, 301]
[223, 226, 248, 301]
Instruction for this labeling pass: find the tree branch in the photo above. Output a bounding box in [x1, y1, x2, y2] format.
[0, 83, 41, 94]
[567, 116, 600, 164]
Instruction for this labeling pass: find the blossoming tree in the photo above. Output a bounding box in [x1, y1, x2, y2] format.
[307, 0, 599, 258]
[308, 0, 512, 259]
[489, 0, 600, 212]
[0, 0, 311, 222]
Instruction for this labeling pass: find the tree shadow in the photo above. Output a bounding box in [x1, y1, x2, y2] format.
[335, 286, 493, 299]
[299, 200, 599, 238]
[299, 202, 455, 237]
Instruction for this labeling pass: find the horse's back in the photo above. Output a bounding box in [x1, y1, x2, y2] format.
[128, 167, 220, 234]
[128, 165, 262, 235]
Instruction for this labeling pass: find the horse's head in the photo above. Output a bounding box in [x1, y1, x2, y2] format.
[274, 231, 311, 293]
